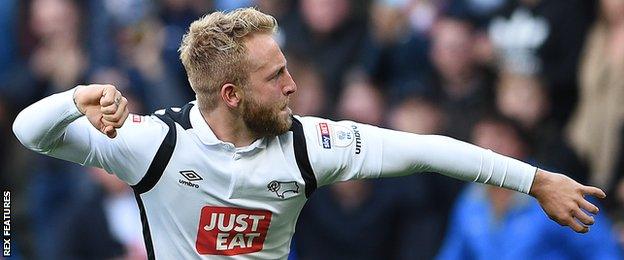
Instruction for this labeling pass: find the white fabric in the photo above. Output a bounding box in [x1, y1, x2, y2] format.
[12, 87, 167, 185]
[13, 88, 537, 259]
[300, 117, 536, 193]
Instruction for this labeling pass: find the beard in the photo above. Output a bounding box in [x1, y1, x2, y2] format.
[242, 95, 292, 137]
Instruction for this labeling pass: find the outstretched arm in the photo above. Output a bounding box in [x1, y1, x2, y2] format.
[378, 128, 606, 234]
[300, 117, 606, 233]
[379, 129, 605, 233]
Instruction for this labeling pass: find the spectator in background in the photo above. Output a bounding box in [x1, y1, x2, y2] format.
[388, 97, 445, 135]
[89, 0, 209, 111]
[295, 177, 438, 260]
[281, 0, 370, 114]
[56, 168, 146, 259]
[213, 0, 254, 11]
[0, 0, 17, 79]
[335, 73, 386, 124]
[613, 128, 624, 247]
[250, 1, 296, 48]
[450, 0, 507, 26]
[254, 0, 294, 22]
[566, 0, 624, 193]
[87, 0, 151, 70]
[488, 0, 591, 127]
[568, 0, 624, 246]
[7, 1, 94, 257]
[0, 0, 18, 216]
[25, 0, 88, 99]
[286, 56, 327, 117]
[361, 0, 433, 102]
[495, 73, 548, 131]
[390, 97, 458, 257]
[115, 17, 189, 111]
[495, 71, 587, 183]
[156, 0, 211, 102]
[428, 15, 494, 142]
[437, 114, 623, 260]
[295, 93, 447, 259]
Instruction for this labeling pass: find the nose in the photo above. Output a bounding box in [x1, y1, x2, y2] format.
[283, 70, 297, 96]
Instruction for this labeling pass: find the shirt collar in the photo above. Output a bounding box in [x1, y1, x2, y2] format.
[189, 102, 267, 151]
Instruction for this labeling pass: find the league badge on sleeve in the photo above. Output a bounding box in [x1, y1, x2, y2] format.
[330, 124, 354, 147]
[317, 123, 357, 149]
[317, 123, 332, 149]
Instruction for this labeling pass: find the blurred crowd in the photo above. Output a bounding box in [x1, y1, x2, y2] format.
[1, 0, 623, 259]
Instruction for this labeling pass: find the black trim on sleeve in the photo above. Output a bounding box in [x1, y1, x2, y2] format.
[290, 117, 317, 197]
[134, 193, 156, 260]
[131, 114, 177, 194]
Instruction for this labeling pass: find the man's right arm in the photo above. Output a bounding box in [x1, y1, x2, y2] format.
[12, 85, 168, 185]
[297, 116, 606, 234]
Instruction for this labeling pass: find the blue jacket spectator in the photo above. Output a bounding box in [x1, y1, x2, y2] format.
[438, 185, 623, 260]
[438, 113, 623, 260]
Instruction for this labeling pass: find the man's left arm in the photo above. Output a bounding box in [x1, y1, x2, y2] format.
[301, 117, 606, 233]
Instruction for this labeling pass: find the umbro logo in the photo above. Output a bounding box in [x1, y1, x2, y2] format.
[180, 170, 203, 181]
[179, 170, 202, 188]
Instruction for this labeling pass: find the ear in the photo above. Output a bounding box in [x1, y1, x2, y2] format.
[220, 83, 243, 108]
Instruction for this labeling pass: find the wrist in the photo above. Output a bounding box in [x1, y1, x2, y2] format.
[72, 86, 86, 115]
[529, 168, 550, 198]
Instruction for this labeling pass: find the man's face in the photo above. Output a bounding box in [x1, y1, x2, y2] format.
[241, 33, 297, 137]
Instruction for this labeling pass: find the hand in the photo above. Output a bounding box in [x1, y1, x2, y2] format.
[530, 169, 606, 233]
[73, 84, 129, 138]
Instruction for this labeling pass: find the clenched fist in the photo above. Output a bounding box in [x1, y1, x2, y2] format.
[73, 84, 129, 138]
[530, 169, 607, 233]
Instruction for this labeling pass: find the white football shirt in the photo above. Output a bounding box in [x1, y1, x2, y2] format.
[13, 88, 537, 259]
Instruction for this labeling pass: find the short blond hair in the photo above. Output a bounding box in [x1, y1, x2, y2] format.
[179, 8, 278, 110]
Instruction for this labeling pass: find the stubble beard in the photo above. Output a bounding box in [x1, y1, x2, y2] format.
[242, 96, 292, 138]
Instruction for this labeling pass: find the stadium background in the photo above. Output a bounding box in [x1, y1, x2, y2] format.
[0, 0, 623, 259]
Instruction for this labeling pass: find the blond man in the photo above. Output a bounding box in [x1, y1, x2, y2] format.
[14, 8, 605, 259]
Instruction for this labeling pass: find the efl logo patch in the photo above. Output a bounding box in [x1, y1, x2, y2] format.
[330, 124, 354, 147]
[132, 114, 142, 123]
[318, 123, 331, 149]
[196, 207, 272, 255]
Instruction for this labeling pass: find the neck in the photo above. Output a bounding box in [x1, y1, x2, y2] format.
[201, 106, 259, 147]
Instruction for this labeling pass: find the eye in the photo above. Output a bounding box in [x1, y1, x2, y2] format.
[271, 68, 284, 81]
